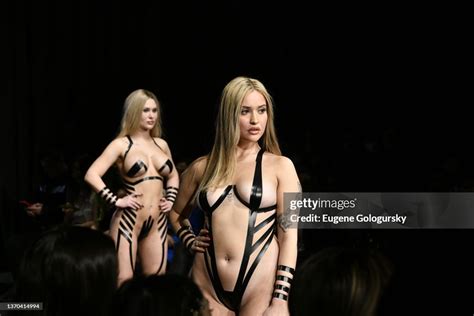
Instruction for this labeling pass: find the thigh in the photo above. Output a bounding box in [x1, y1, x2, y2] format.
[192, 255, 235, 316]
[109, 209, 140, 283]
[138, 227, 167, 275]
[239, 295, 272, 316]
[204, 294, 235, 316]
[239, 238, 278, 315]
[195, 276, 235, 316]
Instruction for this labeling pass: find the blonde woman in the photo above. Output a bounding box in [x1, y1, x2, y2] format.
[170, 77, 299, 315]
[85, 89, 179, 285]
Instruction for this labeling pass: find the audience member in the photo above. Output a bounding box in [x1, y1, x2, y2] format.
[13, 226, 117, 316]
[110, 274, 210, 316]
[289, 247, 393, 316]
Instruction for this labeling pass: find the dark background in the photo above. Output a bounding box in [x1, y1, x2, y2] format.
[2, 1, 473, 313]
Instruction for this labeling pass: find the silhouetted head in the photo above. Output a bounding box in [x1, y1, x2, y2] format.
[15, 226, 117, 316]
[111, 274, 210, 316]
[289, 247, 393, 316]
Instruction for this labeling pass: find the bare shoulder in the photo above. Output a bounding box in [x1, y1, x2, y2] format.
[271, 155, 300, 192]
[180, 156, 207, 181]
[109, 137, 129, 151]
[263, 152, 296, 171]
[153, 137, 169, 149]
[189, 156, 208, 175]
[96, 137, 129, 160]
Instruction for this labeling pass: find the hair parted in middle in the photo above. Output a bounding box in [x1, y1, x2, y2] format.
[199, 76, 281, 192]
[117, 89, 162, 139]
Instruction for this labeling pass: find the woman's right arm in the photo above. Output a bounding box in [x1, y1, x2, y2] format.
[84, 139, 142, 210]
[169, 157, 209, 253]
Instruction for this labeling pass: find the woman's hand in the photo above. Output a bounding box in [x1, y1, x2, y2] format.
[115, 193, 143, 210]
[191, 228, 211, 253]
[159, 197, 173, 213]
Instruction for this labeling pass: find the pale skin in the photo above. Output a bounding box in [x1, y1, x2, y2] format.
[85, 99, 179, 285]
[170, 91, 299, 316]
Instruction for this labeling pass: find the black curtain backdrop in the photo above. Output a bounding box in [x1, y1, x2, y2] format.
[3, 1, 473, 313]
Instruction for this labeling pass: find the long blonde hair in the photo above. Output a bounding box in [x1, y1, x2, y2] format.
[117, 89, 162, 138]
[200, 77, 281, 191]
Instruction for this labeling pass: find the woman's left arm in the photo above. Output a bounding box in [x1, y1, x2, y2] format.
[264, 156, 300, 316]
[157, 139, 180, 212]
